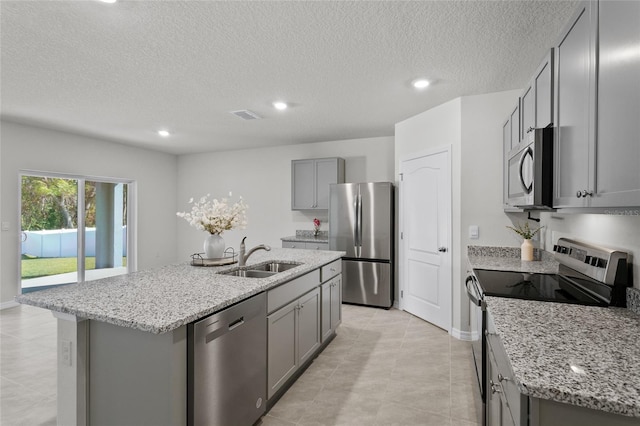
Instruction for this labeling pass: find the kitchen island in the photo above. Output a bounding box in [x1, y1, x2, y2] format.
[485, 296, 640, 425]
[16, 248, 345, 426]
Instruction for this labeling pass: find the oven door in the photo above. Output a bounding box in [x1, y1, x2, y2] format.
[465, 274, 485, 404]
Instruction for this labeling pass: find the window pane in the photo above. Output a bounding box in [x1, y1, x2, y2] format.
[21, 175, 79, 292]
[84, 181, 128, 282]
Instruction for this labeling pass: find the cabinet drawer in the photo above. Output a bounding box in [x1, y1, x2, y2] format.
[321, 259, 341, 282]
[306, 242, 329, 250]
[267, 269, 320, 314]
[281, 241, 303, 249]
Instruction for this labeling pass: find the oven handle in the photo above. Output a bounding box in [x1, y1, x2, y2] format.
[465, 275, 482, 306]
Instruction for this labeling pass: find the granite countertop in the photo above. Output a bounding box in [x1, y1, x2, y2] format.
[281, 230, 329, 243]
[16, 248, 345, 335]
[486, 296, 640, 418]
[467, 245, 559, 274]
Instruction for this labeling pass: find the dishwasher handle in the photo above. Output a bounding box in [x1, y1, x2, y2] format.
[198, 294, 266, 344]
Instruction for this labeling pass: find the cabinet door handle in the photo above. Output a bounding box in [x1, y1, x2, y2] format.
[577, 189, 593, 198]
[489, 380, 502, 394]
[498, 374, 510, 382]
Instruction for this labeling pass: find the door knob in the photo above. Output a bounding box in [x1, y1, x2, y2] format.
[438, 247, 447, 253]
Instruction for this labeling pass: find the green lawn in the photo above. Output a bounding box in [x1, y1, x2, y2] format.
[21, 255, 127, 279]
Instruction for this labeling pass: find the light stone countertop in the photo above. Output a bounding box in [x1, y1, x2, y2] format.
[485, 296, 640, 418]
[467, 245, 560, 274]
[16, 248, 345, 334]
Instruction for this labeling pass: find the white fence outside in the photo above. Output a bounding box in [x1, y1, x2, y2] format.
[22, 227, 127, 258]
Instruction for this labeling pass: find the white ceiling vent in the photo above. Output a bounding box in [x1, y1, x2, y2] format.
[230, 110, 262, 120]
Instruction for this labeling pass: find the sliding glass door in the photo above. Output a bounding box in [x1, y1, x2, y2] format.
[20, 173, 134, 292]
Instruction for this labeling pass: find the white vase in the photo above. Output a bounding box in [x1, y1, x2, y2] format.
[521, 239, 534, 261]
[204, 234, 225, 259]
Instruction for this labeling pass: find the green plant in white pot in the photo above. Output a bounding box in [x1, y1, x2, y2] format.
[506, 222, 543, 261]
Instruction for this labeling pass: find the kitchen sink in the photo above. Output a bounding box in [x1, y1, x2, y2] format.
[218, 262, 301, 278]
[220, 269, 277, 278]
[249, 262, 301, 273]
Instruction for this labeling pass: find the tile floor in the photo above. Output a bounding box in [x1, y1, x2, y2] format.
[1, 303, 481, 426]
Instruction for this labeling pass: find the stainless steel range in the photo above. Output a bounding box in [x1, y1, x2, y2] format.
[465, 238, 632, 426]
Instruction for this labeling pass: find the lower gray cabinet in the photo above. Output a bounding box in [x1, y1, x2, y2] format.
[282, 240, 330, 250]
[321, 275, 342, 342]
[267, 287, 320, 399]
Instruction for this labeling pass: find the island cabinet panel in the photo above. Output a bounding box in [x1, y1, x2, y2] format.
[267, 287, 321, 399]
[297, 288, 321, 365]
[88, 321, 187, 426]
[267, 299, 298, 399]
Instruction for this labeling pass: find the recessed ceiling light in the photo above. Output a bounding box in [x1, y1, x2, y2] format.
[273, 102, 288, 110]
[157, 130, 170, 137]
[411, 78, 430, 89]
[99, 0, 117, 3]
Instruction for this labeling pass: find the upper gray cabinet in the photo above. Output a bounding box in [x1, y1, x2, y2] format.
[591, 0, 640, 207]
[554, 0, 640, 208]
[291, 158, 345, 210]
[521, 49, 554, 142]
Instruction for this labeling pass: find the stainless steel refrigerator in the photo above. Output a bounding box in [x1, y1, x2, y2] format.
[329, 182, 394, 308]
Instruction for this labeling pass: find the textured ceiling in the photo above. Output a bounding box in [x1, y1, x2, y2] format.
[1, 1, 579, 155]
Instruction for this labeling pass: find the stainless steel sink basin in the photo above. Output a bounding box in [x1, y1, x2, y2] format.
[219, 262, 301, 278]
[220, 269, 277, 278]
[249, 262, 301, 272]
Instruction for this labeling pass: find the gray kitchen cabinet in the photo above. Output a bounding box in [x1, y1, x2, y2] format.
[590, 0, 640, 207]
[282, 240, 330, 250]
[291, 158, 345, 210]
[554, 1, 640, 208]
[554, 2, 598, 208]
[267, 287, 320, 399]
[321, 275, 342, 342]
[509, 103, 520, 151]
[297, 288, 321, 365]
[520, 49, 554, 142]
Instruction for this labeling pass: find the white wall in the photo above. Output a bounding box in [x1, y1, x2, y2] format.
[395, 90, 522, 336]
[176, 136, 395, 259]
[0, 121, 178, 306]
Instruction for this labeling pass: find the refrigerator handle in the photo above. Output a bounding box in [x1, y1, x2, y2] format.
[357, 194, 363, 256]
[353, 197, 359, 254]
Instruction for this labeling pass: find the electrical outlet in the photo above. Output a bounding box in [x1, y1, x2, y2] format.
[1, 222, 9, 231]
[61, 340, 72, 367]
[469, 225, 479, 240]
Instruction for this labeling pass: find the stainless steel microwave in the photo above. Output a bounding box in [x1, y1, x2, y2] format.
[505, 127, 553, 209]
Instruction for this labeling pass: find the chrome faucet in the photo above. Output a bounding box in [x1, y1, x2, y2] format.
[239, 237, 271, 267]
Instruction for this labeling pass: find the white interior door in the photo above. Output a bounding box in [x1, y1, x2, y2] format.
[400, 147, 451, 332]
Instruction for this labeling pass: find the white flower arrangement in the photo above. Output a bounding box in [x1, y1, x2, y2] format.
[177, 194, 248, 235]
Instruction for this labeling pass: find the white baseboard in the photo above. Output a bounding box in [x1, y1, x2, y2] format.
[1, 300, 20, 310]
[451, 327, 474, 341]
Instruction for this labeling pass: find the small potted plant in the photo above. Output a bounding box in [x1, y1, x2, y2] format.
[506, 222, 543, 261]
[313, 218, 321, 237]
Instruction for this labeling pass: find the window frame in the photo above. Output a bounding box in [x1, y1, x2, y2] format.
[18, 170, 137, 290]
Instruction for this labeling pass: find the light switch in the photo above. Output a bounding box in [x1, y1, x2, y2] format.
[1, 222, 9, 231]
[469, 225, 479, 240]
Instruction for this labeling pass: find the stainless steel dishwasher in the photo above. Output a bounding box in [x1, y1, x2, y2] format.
[188, 292, 267, 426]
